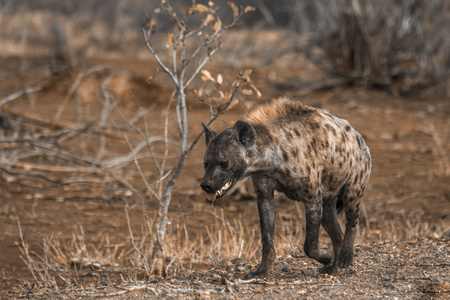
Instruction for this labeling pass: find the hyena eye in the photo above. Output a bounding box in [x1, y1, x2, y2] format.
[220, 161, 228, 168]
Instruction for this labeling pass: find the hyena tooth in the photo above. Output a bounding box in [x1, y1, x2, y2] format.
[210, 192, 218, 207]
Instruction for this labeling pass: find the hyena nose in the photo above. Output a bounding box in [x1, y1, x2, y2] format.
[200, 181, 212, 193]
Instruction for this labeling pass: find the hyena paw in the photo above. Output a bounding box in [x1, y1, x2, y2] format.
[337, 249, 354, 268]
[319, 264, 338, 275]
[318, 254, 333, 266]
[244, 268, 269, 280]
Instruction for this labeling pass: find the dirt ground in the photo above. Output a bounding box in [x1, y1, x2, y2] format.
[6, 239, 446, 299]
[1, 44, 449, 298]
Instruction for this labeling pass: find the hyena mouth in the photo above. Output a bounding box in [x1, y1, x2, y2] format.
[206, 180, 233, 204]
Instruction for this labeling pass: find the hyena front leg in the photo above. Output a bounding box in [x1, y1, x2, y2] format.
[303, 192, 333, 266]
[245, 175, 277, 279]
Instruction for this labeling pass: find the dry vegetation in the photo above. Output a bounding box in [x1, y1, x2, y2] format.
[0, 0, 449, 299]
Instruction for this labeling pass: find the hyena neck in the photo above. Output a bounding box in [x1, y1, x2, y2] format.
[244, 144, 282, 177]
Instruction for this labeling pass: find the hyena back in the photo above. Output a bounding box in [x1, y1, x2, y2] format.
[201, 97, 371, 278]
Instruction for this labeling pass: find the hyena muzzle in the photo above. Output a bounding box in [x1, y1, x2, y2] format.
[201, 97, 371, 279]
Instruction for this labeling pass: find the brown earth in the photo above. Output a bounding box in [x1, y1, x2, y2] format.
[0, 48, 449, 299]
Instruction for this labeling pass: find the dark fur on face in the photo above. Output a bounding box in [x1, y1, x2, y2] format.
[201, 121, 255, 201]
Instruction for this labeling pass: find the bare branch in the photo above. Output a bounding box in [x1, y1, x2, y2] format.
[54, 65, 107, 123]
[103, 136, 165, 169]
[184, 28, 222, 69]
[124, 206, 150, 275]
[187, 72, 243, 154]
[142, 27, 178, 86]
[0, 86, 41, 107]
[16, 220, 45, 287]
[122, 133, 160, 201]
[185, 44, 220, 87]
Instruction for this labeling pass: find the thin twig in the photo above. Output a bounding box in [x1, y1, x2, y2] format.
[184, 44, 220, 87]
[122, 133, 160, 200]
[103, 136, 165, 169]
[16, 219, 44, 287]
[187, 73, 242, 154]
[124, 206, 150, 275]
[0, 86, 41, 107]
[54, 65, 107, 122]
[142, 27, 178, 86]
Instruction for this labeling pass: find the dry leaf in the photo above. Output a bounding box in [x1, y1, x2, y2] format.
[167, 33, 173, 44]
[242, 69, 253, 82]
[242, 89, 253, 95]
[150, 18, 157, 28]
[147, 75, 154, 85]
[244, 6, 255, 13]
[208, 1, 214, 6]
[154, 8, 161, 14]
[201, 70, 215, 82]
[202, 14, 214, 26]
[217, 74, 223, 84]
[185, 7, 192, 15]
[243, 69, 253, 77]
[251, 85, 262, 98]
[194, 4, 209, 13]
[198, 88, 203, 97]
[228, 2, 239, 18]
[213, 20, 222, 32]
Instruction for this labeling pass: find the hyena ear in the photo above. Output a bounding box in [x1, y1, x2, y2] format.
[233, 120, 255, 149]
[202, 122, 217, 145]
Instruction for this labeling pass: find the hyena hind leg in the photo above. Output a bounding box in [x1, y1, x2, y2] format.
[320, 196, 343, 274]
[303, 199, 333, 266]
[337, 192, 361, 269]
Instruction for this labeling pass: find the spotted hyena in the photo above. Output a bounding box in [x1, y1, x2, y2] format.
[201, 97, 371, 279]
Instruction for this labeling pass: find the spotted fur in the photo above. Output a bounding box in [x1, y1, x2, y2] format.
[201, 97, 371, 278]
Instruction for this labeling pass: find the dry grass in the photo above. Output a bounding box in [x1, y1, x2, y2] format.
[15, 200, 447, 291]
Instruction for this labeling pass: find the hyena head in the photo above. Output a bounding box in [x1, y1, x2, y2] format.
[201, 120, 255, 201]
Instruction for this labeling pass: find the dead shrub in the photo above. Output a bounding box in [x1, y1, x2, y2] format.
[321, 0, 449, 95]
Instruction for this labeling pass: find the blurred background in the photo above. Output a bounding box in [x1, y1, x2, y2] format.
[1, 0, 449, 95]
[0, 0, 449, 294]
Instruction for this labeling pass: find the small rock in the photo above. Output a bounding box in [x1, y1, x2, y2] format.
[212, 274, 221, 281]
[236, 266, 246, 272]
[231, 258, 245, 265]
[441, 231, 450, 241]
[281, 265, 290, 273]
